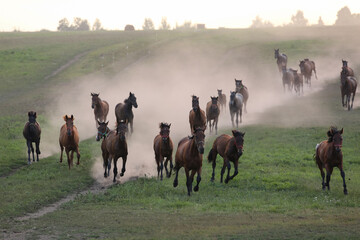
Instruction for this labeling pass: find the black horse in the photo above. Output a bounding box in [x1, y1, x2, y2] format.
[23, 111, 41, 164]
[115, 92, 138, 135]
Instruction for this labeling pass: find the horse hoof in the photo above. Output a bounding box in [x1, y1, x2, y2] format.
[120, 173, 124, 177]
[194, 186, 199, 192]
[210, 178, 214, 182]
[173, 181, 178, 188]
[344, 190, 348, 195]
[225, 178, 229, 184]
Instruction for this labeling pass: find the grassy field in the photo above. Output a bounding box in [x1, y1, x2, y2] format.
[1, 28, 360, 239]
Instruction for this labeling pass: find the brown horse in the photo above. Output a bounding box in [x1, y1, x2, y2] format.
[217, 89, 227, 113]
[235, 79, 249, 113]
[342, 59, 354, 77]
[206, 96, 220, 135]
[299, 59, 317, 87]
[173, 127, 205, 196]
[91, 93, 109, 128]
[208, 130, 245, 183]
[96, 121, 113, 177]
[59, 115, 80, 169]
[274, 49, 287, 72]
[115, 92, 138, 135]
[340, 68, 357, 111]
[189, 95, 206, 134]
[96, 120, 110, 142]
[153, 122, 173, 180]
[23, 111, 41, 164]
[315, 127, 347, 195]
[290, 69, 304, 96]
[281, 66, 294, 92]
[102, 120, 128, 182]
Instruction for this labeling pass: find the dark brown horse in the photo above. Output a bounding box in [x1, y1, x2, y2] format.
[281, 66, 294, 92]
[206, 96, 220, 135]
[96, 120, 110, 142]
[217, 89, 227, 113]
[59, 115, 80, 169]
[173, 127, 205, 196]
[189, 95, 206, 134]
[208, 130, 245, 183]
[299, 59, 317, 87]
[91, 93, 109, 128]
[235, 79, 249, 113]
[23, 111, 41, 164]
[290, 69, 304, 96]
[153, 122, 173, 180]
[340, 68, 357, 111]
[315, 127, 347, 195]
[102, 120, 128, 182]
[274, 49, 287, 72]
[115, 92, 138, 135]
[342, 59, 354, 77]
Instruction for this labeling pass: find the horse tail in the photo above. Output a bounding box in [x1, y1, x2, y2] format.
[207, 148, 217, 163]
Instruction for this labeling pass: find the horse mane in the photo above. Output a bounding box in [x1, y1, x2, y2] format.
[327, 126, 339, 143]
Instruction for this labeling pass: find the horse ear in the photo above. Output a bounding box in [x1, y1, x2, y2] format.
[105, 121, 109, 126]
[242, 132, 245, 136]
[97, 120, 101, 126]
[340, 128, 343, 134]
[232, 130, 237, 136]
[71, 115, 74, 120]
[28, 111, 31, 117]
[169, 123, 171, 128]
[63, 115, 68, 121]
[34, 112, 37, 118]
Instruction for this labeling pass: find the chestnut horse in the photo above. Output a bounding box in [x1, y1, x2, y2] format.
[274, 49, 287, 72]
[59, 115, 80, 169]
[290, 69, 304, 96]
[91, 93, 109, 128]
[173, 127, 205, 196]
[217, 89, 227, 113]
[206, 96, 220, 135]
[299, 59, 317, 87]
[235, 79, 249, 113]
[189, 95, 206, 134]
[315, 127, 347, 195]
[342, 59, 354, 77]
[229, 91, 243, 128]
[102, 121, 128, 182]
[340, 68, 357, 111]
[153, 122, 173, 180]
[23, 111, 41, 164]
[115, 92, 138, 135]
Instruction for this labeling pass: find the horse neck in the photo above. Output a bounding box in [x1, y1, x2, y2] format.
[125, 100, 133, 111]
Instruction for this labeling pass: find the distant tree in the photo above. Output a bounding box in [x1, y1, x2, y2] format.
[142, 18, 155, 30]
[176, 21, 194, 30]
[317, 16, 324, 26]
[92, 18, 103, 31]
[72, 17, 90, 31]
[57, 18, 70, 31]
[335, 6, 353, 25]
[290, 10, 308, 26]
[250, 16, 274, 28]
[124, 25, 135, 31]
[159, 17, 170, 30]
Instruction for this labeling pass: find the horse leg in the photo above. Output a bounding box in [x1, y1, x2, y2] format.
[351, 92, 355, 110]
[230, 112, 234, 127]
[30, 142, 35, 162]
[65, 149, 71, 169]
[325, 165, 333, 191]
[35, 140, 40, 162]
[186, 169, 195, 196]
[70, 150, 74, 167]
[215, 118, 218, 135]
[235, 112, 239, 128]
[76, 147, 80, 165]
[229, 160, 239, 181]
[120, 156, 127, 177]
[164, 157, 169, 178]
[339, 167, 348, 195]
[26, 140, 32, 164]
[113, 156, 118, 182]
[159, 158, 164, 181]
[347, 94, 351, 111]
[319, 167, 326, 190]
[59, 143, 64, 163]
[220, 161, 226, 183]
[244, 101, 247, 114]
[173, 167, 179, 187]
[107, 157, 112, 177]
[240, 108, 242, 124]
[210, 150, 217, 182]
[194, 168, 202, 192]
[224, 159, 232, 184]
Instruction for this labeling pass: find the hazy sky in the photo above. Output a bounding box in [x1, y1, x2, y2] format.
[1, 0, 360, 31]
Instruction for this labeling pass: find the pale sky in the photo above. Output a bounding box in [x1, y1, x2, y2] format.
[0, 0, 360, 31]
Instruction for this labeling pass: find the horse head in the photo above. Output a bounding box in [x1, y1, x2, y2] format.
[159, 122, 171, 142]
[91, 93, 100, 109]
[96, 121, 109, 141]
[274, 49, 279, 59]
[232, 130, 245, 155]
[211, 96, 218, 105]
[193, 127, 205, 154]
[327, 126, 343, 153]
[63, 115, 75, 136]
[342, 59, 348, 67]
[192, 95, 199, 111]
[235, 79, 242, 87]
[299, 60, 305, 71]
[129, 92, 138, 108]
[229, 91, 236, 105]
[116, 120, 127, 141]
[28, 111, 37, 124]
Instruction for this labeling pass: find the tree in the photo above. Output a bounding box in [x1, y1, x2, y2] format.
[290, 10, 308, 26]
[159, 17, 170, 30]
[124, 25, 135, 31]
[250, 16, 274, 28]
[317, 17, 324, 26]
[335, 6, 353, 25]
[176, 21, 194, 30]
[72, 17, 90, 31]
[57, 18, 70, 31]
[142, 18, 154, 30]
[92, 18, 103, 31]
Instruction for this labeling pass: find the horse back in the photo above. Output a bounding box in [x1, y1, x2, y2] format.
[213, 134, 232, 157]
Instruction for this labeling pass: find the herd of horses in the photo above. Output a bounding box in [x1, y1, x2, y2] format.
[22, 49, 355, 196]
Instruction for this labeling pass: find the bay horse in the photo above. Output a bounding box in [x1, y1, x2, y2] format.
[59, 115, 80, 169]
[342, 59, 354, 77]
[229, 91, 243, 128]
[206, 96, 220, 135]
[340, 68, 357, 111]
[173, 127, 205, 196]
[115, 92, 138, 135]
[315, 127, 347, 195]
[208, 130, 245, 183]
[290, 69, 304, 96]
[102, 120, 128, 182]
[91, 93, 109, 128]
[153, 122, 173, 180]
[274, 49, 287, 72]
[23, 111, 41, 164]
[235, 79, 249, 113]
[217, 89, 227, 113]
[281, 66, 294, 92]
[299, 59, 317, 87]
[189, 95, 206, 134]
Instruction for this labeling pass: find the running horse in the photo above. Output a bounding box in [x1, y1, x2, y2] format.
[59, 115, 80, 169]
[315, 127, 347, 195]
[299, 59, 318, 87]
[274, 49, 287, 72]
[340, 68, 357, 111]
[290, 69, 304, 96]
[229, 91, 243, 128]
[208, 130, 245, 183]
[91, 93, 109, 128]
[173, 127, 205, 196]
[115, 92, 138, 135]
[281, 66, 294, 92]
[189, 95, 206, 134]
[206, 96, 220, 135]
[23, 111, 41, 164]
[153, 122, 173, 180]
[217, 89, 227, 113]
[235, 79, 249, 113]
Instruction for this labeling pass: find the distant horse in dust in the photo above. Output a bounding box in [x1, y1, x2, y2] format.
[274, 49, 287, 72]
[229, 91, 243, 128]
[315, 126, 347, 195]
[235, 79, 249, 113]
[115, 92, 138, 135]
[59, 115, 80, 169]
[206, 96, 220, 135]
[173, 127, 205, 196]
[23, 111, 41, 164]
[91, 93, 109, 128]
[299, 59, 317, 87]
[217, 89, 227, 113]
[290, 69, 303, 96]
[153, 122, 173, 180]
[342, 59, 354, 77]
[96, 121, 112, 177]
[281, 66, 294, 92]
[189, 95, 206, 134]
[208, 130, 245, 183]
[340, 68, 357, 111]
[102, 121, 128, 182]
